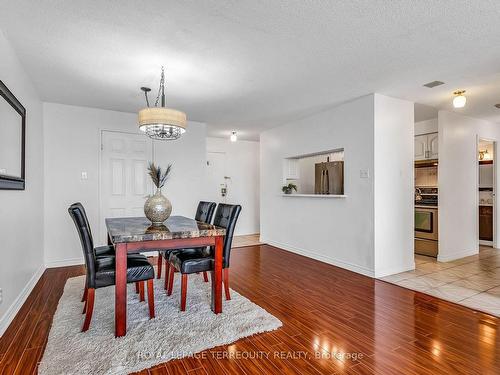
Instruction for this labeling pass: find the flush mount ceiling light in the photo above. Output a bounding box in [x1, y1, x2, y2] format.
[230, 131, 237, 142]
[138, 67, 187, 140]
[452, 90, 467, 108]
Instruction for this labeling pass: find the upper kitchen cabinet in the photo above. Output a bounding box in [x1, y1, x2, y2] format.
[428, 133, 438, 159]
[415, 135, 427, 160]
[415, 132, 438, 161]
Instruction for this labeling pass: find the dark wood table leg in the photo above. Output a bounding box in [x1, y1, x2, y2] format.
[115, 243, 127, 337]
[211, 235, 223, 314]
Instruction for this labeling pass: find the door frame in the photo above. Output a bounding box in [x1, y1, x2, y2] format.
[98, 129, 154, 243]
[477, 136, 496, 247]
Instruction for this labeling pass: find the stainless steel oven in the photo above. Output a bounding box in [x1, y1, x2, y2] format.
[415, 186, 438, 257]
[415, 207, 438, 240]
[415, 207, 438, 256]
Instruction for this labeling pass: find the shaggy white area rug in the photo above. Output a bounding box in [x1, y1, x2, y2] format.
[39, 274, 281, 375]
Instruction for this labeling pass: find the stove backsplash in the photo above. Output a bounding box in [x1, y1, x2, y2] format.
[415, 166, 438, 187]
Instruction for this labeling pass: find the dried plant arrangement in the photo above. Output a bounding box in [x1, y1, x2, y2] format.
[147, 162, 172, 189]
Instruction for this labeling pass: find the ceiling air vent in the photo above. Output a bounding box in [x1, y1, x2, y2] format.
[423, 81, 445, 88]
[495, 104, 500, 109]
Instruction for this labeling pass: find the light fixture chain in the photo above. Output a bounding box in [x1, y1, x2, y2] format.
[154, 66, 165, 107]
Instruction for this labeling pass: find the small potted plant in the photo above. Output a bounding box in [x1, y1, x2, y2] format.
[144, 162, 173, 225]
[282, 183, 297, 194]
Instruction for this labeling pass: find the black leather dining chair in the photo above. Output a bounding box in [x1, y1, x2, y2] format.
[166, 204, 241, 311]
[73, 202, 114, 258]
[68, 203, 156, 332]
[72, 202, 146, 302]
[160, 201, 216, 289]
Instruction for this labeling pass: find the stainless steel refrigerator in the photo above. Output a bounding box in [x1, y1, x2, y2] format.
[314, 161, 344, 195]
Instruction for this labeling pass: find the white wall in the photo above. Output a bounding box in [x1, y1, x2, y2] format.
[260, 94, 414, 277]
[438, 110, 500, 261]
[260, 95, 377, 276]
[415, 118, 438, 135]
[43, 103, 207, 266]
[373, 94, 414, 277]
[206, 137, 260, 235]
[0, 31, 45, 335]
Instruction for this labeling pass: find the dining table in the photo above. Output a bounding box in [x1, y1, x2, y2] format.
[106, 215, 226, 337]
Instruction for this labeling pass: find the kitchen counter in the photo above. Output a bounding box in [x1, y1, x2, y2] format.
[415, 205, 438, 209]
[479, 204, 493, 207]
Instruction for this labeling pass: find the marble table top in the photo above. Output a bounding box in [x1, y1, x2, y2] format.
[106, 216, 226, 243]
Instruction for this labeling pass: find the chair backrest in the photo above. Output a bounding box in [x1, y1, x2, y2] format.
[213, 203, 242, 268]
[72, 202, 94, 243]
[68, 203, 97, 288]
[195, 201, 217, 223]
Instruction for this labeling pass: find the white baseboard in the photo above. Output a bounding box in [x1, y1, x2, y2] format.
[262, 238, 375, 277]
[0, 264, 45, 337]
[45, 257, 83, 268]
[437, 248, 478, 262]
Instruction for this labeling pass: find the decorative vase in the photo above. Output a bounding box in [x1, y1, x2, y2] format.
[144, 188, 172, 225]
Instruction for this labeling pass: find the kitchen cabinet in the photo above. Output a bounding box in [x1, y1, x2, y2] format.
[479, 163, 493, 188]
[415, 135, 427, 160]
[415, 132, 438, 161]
[479, 206, 493, 241]
[428, 133, 438, 159]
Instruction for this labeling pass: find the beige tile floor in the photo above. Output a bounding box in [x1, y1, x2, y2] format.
[232, 233, 262, 248]
[380, 246, 500, 317]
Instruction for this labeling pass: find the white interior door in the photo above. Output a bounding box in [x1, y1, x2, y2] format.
[206, 152, 227, 204]
[100, 131, 153, 243]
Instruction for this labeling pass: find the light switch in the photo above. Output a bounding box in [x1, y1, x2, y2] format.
[0, 168, 6, 174]
[360, 169, 370, 178]
[81, 171, 88, 180]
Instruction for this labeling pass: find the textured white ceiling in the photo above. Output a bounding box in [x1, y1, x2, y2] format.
[1, 0, 500, 140]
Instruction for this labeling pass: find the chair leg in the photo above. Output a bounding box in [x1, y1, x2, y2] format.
[82, 288, 95, 332]
[157, 252, 162, 279]
[82, 284, 88, 302]
[164, 258, 170, 290]
[180, 274, 187, 311]
[139, 281, 145, 302]
[223, 268, 231, 300]
[82, 298, 87, 314]
[135, 282, 140, 294]
[203, 271, 209, 282]
[167, 264, 175, 296]
[147, 279, 155, 319]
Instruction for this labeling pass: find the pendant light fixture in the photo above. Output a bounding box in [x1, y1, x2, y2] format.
[452, 90, 466, 108]
[230, 131, 238, 142]
[138, 67, 187, 140]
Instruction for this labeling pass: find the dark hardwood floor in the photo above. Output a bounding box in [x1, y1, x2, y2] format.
[1, 244, 499, 374]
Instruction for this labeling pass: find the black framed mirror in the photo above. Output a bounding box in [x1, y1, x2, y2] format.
[0, 80, 26, 190]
